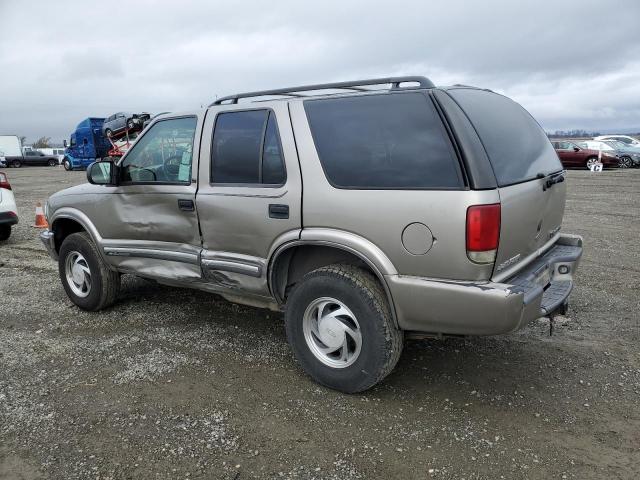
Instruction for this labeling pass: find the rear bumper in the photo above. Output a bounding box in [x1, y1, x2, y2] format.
[40, 230, 58, 260]
[0, 211, 19, 226]
[387, 233, 583, 336]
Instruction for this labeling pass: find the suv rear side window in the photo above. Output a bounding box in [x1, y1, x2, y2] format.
[447, 89, 561, 187]
[304, 93, 462, 189]
[211, 110, 286, 185]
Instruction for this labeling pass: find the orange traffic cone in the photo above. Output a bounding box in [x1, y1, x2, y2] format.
[33, 202, 49, 228]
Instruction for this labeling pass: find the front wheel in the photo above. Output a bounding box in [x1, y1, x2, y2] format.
[585, 157, 600, 170]
[285, 264, 403, 393]
[619, 156, 632, 168]
[58, 232, 120, 311]
[0, 225, 11, 241]
[63, 158, 72, 171]
[48, 159, 56, 166]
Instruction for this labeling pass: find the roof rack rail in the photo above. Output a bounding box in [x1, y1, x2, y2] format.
[210, 76, 435, 106]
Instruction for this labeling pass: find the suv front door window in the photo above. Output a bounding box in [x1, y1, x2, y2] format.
[120, 117, 197, 184]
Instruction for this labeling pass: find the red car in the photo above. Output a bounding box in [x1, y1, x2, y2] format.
[552, 140, 618, 169]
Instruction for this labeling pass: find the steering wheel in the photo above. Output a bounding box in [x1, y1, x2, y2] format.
[163, 154, 183, 179]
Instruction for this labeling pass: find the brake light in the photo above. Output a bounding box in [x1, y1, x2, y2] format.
[0, 172, 11, 190]
[466, 203, 501, 264]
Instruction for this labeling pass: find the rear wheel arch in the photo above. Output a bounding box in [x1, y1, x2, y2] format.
[269, 242, 399, 328]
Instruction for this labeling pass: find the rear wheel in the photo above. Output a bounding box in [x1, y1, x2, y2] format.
[47, 159, 56, 166]
[127, 119, 135, 130]
[12, 160, 21, 168]
[105, 128, 112, 138]
[0, 225, 11, 241]
[285, 264, 403, 393]
[619, 156, 632, 168]
[58, 232, 120, 311]
[585, 157, 599, 170]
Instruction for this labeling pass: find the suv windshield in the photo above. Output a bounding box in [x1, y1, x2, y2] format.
[448, 88, 561, 186]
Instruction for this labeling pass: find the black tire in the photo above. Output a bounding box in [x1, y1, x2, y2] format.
[0, 225, 11, 241]
[63, 158, 72, 171]
[285, 264, 403, 393]
[48, 159, 56, 166]
[127, 120, 135, 130]
[619, 156, 632, 168]
[105, 128, 112, 138]
[12, 160, 21, 168]
[58, 232, 120, 311]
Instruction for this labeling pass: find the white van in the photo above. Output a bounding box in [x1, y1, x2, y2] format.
[37, 148, 66, 163]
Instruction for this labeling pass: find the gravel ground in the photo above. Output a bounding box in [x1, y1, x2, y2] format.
[0, 166, 639, 480]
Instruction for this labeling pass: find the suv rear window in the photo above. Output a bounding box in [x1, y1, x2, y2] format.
[447, 89, 561, 187]
[304, 93, 462, 189]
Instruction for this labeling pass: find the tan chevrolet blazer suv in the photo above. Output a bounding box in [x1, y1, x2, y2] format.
[41, 77, 583, 392]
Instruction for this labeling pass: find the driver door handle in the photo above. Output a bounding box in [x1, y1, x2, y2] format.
[178, 199, 195, 212]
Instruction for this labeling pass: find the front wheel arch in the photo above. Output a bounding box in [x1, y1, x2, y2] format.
[52, 217, 87, 254]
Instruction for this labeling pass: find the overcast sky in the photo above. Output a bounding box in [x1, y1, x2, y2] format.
[1, 0, 639, 143]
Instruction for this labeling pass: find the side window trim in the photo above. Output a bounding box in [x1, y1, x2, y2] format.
[257, 111, 269, 184]
[119, 115, 198, 186]
[209, 107, 287, 188]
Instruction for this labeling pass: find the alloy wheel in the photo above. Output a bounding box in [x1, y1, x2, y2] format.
[586, 158, 599, 169]
[619, 156, 632, 168]
[302, 297, 362, 368]
[64, 251, 92, 298]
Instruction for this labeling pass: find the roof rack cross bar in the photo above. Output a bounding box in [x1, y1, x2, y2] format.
[210, 76, 434, 106]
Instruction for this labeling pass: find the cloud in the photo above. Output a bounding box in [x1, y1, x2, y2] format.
[1, 0, 639, 143]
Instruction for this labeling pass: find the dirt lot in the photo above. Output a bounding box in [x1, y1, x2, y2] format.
[0, 166, 639, 479]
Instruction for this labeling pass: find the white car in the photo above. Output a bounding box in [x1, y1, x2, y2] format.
[594, 135, 640, 148]
[0, 171, 18, 240]
[579, 140, 617, 152]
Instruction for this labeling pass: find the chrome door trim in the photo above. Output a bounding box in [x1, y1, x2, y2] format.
[103, 247, 199, 264]
[200, 251, 265, 278]
[201, 259, 262, 277]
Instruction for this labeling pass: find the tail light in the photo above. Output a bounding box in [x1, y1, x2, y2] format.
[466, 203, 501, 264]
[0, 172, 11, 190]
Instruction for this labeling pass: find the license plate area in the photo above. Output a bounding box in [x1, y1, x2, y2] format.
[533, 265, 551, 288]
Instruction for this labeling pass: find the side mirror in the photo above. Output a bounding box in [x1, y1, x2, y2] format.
[63, 139, 67, 148]
[573, 147, 580, 152]
[87, 161, 117, 186]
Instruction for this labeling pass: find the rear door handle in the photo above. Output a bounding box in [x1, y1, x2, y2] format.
[178, 199, 195, 212]
[269, 204, 289, 219]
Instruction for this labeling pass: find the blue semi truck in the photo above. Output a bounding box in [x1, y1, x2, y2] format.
[62, 118, 112, 170]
